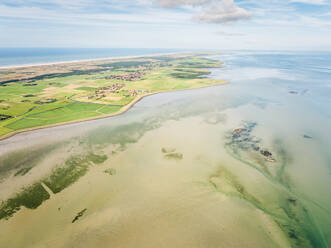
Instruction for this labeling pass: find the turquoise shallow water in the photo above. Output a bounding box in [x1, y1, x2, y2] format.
[0, 51, 330, 247]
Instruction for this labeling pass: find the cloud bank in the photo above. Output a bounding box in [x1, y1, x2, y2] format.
[156, 0, 251, 24]
[195, 0, 251, 24]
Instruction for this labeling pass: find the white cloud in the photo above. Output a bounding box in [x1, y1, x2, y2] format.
[194, 0, 251, 24]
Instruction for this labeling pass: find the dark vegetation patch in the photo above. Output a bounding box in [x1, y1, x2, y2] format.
[72, 208, 87, 223]
[30, 69, 106, 79]
[178, 62, 207, 68]
[161, 147, 176, 153]
[23, 83, 37, 86]
[170, 69, 210, 79]
[0, 114, 12, 121]
[139, 56, 176, 62]
[209, 167, 261, 207]
[43, 153, 107, 194]
[287, 198, 297, 205]
[23, 94, 36, 98]
[0, 149, 106, 221]
[14, 167, 32, 177]
[164, 152, 183, 160]
[275, 218, 320, 248]
[43, 156, 90, 194]
[21, 99, 31, 102]
[86, 153, 107, 164]
[104, 168, 116, 175]
[0, 99, 4, 103]
[0, 68, 108, 85]
[0, 183, 50, 220]
[177, 61, 218, 68]
[98, 61, 151, 69]
[34, 98, 57, 105]
[152, 56, 177, 62]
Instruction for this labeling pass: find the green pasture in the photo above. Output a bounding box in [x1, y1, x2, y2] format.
[6, 102, 121, 130]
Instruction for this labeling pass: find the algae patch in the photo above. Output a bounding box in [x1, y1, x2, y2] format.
[72, 208, 87, 223]
[0, 183, 50, 220]
[161, 147, 183, 160]
[208, 166, 324, 247]
[44, 153, 108, 194]
[86, 153, 107, 164]
[221, 122, 327, 247]
[161, 147, 176, 153]
[43, 156, 90, 194]
[0, 152, 108, 220]
[104, 168, 116, 175]
[164, 153, 183, 160]
[14, 167, 32, 177]
[209, 167, 260, 207]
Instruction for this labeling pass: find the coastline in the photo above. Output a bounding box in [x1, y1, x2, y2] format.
[0, 51, 205, 70]
[0, 81, 227, 142]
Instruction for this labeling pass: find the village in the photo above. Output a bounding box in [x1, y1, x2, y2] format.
[84, 69, 150, 102]
[104, 71, 144, 81]
[87, 82, 149, 101]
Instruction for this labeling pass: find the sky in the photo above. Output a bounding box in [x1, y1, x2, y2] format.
[1, 0, 331, 50]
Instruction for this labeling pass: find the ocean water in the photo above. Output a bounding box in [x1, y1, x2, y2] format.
[0, 48, 183, 67]
[0, 51, 330, 247]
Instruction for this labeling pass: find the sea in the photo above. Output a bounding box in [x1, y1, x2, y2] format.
[0, 50, 330, 247]
[0, 48, 184, 67]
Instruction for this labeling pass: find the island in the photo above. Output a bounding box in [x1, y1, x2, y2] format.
[0, 53, 226, 139]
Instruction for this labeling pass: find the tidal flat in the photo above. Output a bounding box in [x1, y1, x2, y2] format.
[0, 51, 330, 248]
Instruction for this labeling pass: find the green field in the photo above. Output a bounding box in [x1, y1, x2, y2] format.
[0, 55, 226, 138]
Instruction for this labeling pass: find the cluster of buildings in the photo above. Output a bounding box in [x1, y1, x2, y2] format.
[86, 80, 150, 101]
[88, 83, 125, 99]
[105, 71, 143, 81]
[125, 89, 149, 97]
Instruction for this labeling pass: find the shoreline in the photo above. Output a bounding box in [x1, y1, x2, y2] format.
[0, 82, 227, 142]
[0, 51, 203, 70]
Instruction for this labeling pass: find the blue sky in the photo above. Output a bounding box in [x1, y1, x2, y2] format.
[1, 0, 331, 50]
